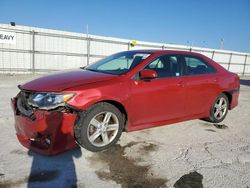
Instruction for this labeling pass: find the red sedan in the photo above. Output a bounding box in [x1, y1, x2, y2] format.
[11, 50, 240, 155]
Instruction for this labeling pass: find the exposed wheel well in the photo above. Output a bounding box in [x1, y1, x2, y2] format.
[95, 100, 128, 130]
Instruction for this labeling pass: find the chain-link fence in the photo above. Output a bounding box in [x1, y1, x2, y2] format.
[0, 24, 249, 75]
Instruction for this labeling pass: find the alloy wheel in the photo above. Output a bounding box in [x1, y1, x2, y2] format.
[87, 111, 119, 147]
[213, 97, 228, 120]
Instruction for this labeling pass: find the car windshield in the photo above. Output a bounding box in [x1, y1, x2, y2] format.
[85, 51, 152, 75]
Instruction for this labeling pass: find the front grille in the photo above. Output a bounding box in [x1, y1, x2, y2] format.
[16, 91, 35, 120]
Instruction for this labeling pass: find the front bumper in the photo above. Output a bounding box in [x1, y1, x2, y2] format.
[11, 97, 78, 155]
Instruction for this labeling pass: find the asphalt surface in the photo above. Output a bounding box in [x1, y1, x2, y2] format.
[0, 74, 250, 188]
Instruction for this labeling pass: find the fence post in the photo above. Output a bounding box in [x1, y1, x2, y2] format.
[242, 55, 248, 76]
[211, 51, 215, 60]
[31, 30, 35, 73]
[227, 53, 232, 71]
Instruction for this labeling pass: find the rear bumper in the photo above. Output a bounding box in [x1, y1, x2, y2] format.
[11, 98, 78, 155]
[229, 89, 239, 110]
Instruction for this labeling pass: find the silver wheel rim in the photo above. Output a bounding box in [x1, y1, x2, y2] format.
[214, 97, 227, 120]
[87, 111, 119, 147]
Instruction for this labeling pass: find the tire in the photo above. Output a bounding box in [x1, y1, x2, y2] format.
[207, 93, 229, 123]
[74, 102, 124, 152]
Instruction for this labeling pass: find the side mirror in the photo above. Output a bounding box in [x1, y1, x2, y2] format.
[139, 69, 158, 80]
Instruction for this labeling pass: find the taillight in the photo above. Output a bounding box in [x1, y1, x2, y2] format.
[235, 74, 240, 90]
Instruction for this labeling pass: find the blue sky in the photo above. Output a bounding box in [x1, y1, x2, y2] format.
[1, 0, 249, 52]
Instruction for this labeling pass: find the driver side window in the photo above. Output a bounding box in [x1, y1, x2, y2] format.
[145, 55, 180, 78]
[147, 58, 164, 69]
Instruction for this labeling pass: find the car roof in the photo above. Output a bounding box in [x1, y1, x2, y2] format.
[128, 49, 203, 56]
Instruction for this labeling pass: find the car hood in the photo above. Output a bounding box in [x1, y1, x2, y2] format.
[21, 69, 118, 92]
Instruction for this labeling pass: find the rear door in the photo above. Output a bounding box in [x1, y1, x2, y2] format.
[129, 54, 187, 126]
[181, 55, 219, 116]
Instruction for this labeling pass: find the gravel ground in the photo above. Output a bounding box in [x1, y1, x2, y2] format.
[0, 74, 249, 188]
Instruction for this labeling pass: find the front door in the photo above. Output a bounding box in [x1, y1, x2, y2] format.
[129, 54, 186, 126]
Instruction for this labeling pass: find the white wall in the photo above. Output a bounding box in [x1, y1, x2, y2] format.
[0, 24, 249, 75]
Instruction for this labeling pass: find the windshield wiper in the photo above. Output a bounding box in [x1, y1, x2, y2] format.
[85, 68, 122, 75]
[85, 68, 100, 72]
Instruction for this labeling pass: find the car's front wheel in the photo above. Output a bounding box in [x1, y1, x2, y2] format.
[74, 102, 124, 152]
[207, 93, 229, 123]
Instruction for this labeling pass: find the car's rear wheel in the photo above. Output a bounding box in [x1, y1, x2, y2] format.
[207, 93, 229, 123]
[74, 102, 124, 152]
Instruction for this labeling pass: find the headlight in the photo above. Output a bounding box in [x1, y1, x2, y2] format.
[28, 92, 75, 110]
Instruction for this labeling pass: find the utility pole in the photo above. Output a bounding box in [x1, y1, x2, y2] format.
[202, 41, 206, 48]
[86, 24, 89, 38]
[220, 38, 224, 49]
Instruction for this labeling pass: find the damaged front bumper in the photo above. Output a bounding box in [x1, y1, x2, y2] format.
[11, 92, 79, 155]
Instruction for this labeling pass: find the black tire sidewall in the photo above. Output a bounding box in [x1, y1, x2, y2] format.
[74, 102, 124, 152]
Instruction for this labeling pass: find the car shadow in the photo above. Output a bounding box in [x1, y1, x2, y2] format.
[27, 147, 82, 188]
[27, 112, 82, 187]
[240, 79, 250, 86]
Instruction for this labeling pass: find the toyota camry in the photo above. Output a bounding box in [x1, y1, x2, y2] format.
[11, 50, 240, 155]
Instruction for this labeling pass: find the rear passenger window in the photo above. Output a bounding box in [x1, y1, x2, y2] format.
[184, 56, 216, 75]
[145, 55, 180, 78]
